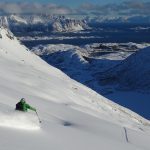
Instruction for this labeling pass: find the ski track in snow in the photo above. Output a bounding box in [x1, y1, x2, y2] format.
[0, 103, 40, 130]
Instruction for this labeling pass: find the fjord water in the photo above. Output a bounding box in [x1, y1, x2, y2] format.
[21, 24, 150, 48]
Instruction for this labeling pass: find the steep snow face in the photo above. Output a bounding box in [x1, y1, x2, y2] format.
[0, 27, 150, 150]
[0, 15, 89, 32]
[97, 47, 150, 91]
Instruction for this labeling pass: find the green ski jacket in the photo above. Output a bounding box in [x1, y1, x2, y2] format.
[22, 103, 36, 112]
[16, 100, 36, 112]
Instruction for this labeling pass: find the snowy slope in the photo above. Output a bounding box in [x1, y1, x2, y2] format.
[0, 27, 150, 150]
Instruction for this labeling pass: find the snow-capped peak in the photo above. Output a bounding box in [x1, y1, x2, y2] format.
[9, 15, 27, 24]
[0, 14, 89, 32]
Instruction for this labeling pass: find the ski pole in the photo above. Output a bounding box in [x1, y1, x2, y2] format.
[36, 111, 42, 123]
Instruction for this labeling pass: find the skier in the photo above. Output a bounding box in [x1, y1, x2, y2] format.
[16, 98, 36, 112]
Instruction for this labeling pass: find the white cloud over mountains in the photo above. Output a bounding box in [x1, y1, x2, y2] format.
[0, 2, 72, 15]
[0, 1, 149, 17]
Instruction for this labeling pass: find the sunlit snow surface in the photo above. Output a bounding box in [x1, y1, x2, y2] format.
[0, 103, 40, 130]
[0, 111, 40, 130]
[0, 27, 150, 150]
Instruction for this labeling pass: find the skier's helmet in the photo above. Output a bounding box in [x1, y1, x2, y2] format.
[20, 98, 26, 103]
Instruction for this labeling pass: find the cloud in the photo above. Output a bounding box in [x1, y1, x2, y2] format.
[79, 1, 150, 16]
[0, 1, 149, 17]
[0, 2, 72, 15]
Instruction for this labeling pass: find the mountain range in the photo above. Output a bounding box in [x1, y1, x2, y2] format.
[1, 14, 149, 35]
[0, 14, 89, 32]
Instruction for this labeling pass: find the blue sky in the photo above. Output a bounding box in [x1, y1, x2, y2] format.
[0, 0, 150, 16]
[4, 0, 125, 6]
[2, 0, 150, 7]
